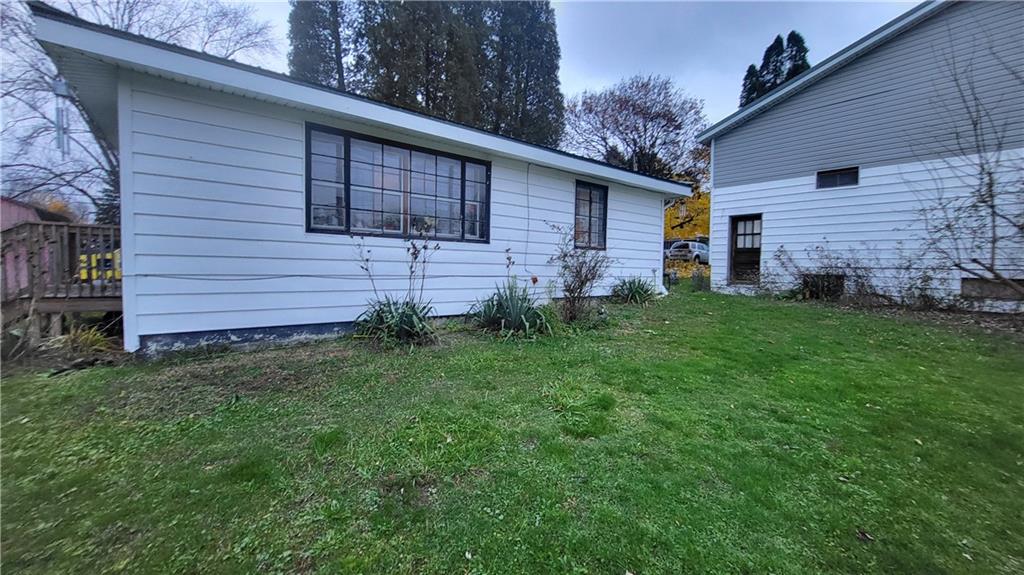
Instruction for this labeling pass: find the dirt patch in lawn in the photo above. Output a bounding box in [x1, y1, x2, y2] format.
[377, 473, 437, 510]
[99, 343, 353, 419]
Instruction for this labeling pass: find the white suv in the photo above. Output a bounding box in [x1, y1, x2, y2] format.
[666, 241, 709, 264]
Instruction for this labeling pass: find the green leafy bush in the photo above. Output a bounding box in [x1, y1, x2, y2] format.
[355, 296, 436, 345]
[471, 278, 550, 337]
[612, 277, 657, 305]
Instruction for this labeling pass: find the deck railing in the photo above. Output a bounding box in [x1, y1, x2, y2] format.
[1, 221, 122, 303]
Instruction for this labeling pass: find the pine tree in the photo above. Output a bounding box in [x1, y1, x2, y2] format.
[94, 186, 120, 225]
[783, 31, 810, 81]
[357, 1, 423, 109]
[288, 1, 330, 85]
[738, 31, 812, 108]
[287, 0, 357, 91]
[357, 1, 479, 117]
[289, 0, 563, 146]
[328, 1, 347, 91]
[758, 35, 786, 93]
[739, 64, 762, 107]
[484, 1, 564, 147]
[438, 3, 485, 126]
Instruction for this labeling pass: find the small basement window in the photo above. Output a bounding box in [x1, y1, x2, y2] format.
[816, 167, 859, 189]
[961, 278, 1024, 300]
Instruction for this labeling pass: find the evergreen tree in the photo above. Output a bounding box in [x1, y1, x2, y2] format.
[484, 1, 564, 147]
[437, 3, 486, 126]
[739, 64, 762, 107]
[758, 35, 786, 93]
[287, 0, 357, 91]
[287, 0, 564, 146]
[328, 1, 347, 90]
[357, 1, 484, 124]
[94, 186, 120, 225]
[783, 31, 810, 81]
[738, 31, 811, 108]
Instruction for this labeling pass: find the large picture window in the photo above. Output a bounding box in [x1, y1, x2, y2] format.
[574, 180, 607, 249]
[306, 124, 489, 242]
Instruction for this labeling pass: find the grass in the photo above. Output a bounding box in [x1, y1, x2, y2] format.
[2, 289, 1022, 574]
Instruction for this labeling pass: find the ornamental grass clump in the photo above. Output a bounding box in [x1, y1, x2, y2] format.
[611, 277, 657, 305]
[471, 278, 550, 338]
[356, 296, 436, 345]
[354, 238, 439, 346]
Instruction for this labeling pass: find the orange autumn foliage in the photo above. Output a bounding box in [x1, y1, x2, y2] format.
[664, 185, 709, 242]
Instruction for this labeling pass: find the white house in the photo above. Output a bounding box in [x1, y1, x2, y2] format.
[699, 0, 1023, 308]
[30, 2, 688, 353]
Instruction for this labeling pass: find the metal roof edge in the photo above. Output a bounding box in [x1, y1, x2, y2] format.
[29, 1, 691, 196]
[697, 0, 947, 144]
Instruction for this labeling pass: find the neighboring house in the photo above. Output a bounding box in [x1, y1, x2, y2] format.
[1, 196, 71, 231]
[29, 2, 689, 353]
[699, 1, 1023, 308]
[1, 197, 73, 303]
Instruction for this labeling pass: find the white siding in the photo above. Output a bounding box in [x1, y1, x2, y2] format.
[710, 150, 1024, 308]
[712, 1, 1024, 187]
[121, 74, 666, 349]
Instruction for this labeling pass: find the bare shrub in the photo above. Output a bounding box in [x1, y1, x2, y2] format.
[762, 243, 956, 310]
[906, 50, 1024, 300]
[549, 225, 612, 323]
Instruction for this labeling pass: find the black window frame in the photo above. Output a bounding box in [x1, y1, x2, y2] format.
[304, 122, 491, 243]
[574, 180, 608, 250]
[815, 166, 859, 189]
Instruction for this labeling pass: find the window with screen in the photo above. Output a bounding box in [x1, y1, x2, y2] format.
[306, 124, 489, 242]
[574, 180, 607, 249]
[816, 167, 859, 189]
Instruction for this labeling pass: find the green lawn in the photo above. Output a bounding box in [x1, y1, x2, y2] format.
[3, 290, 1022, 574]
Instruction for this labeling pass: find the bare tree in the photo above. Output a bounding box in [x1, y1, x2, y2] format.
[910, 49, 1024, 299]
[562, 75, 708, 181]
[1, 0, 277, 222]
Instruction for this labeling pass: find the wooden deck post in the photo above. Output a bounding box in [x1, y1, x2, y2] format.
[48, 313, 63, 338]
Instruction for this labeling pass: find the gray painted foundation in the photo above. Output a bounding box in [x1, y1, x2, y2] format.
[139, 320, 355, 358]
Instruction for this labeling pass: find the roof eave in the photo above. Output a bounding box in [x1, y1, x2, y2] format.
[31, 5, 690, 197]
[697, 0, 946, 145]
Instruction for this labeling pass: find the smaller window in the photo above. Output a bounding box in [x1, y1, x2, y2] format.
[575, 180, 608, 249]
[961, 278, 1024, 300]
[816, 167, 859, 189]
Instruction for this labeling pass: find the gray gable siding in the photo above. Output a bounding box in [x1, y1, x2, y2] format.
[713, 1, 1024, 188]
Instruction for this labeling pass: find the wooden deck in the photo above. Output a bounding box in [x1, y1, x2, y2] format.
[1, 222, 122, 334]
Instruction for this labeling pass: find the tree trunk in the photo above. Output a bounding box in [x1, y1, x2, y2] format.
[329, 1, 346, 91]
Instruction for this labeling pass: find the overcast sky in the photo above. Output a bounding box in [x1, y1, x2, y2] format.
[250, 1, 918, 124]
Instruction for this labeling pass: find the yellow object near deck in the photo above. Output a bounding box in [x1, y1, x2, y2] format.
[79, 249, 122, 281]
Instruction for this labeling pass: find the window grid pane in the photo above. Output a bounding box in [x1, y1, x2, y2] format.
[308, 127, 488, 241]
[733, 217, 762, 250]
[574, 181, 608, 249]
[816, 167, 859, 189]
